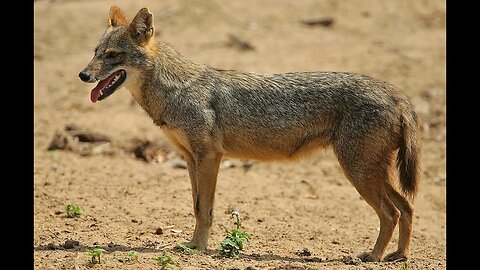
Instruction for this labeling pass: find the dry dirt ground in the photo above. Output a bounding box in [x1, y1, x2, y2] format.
[34, 0, 446, 269]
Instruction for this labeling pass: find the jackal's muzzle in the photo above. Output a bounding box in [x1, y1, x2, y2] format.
[84, 69, 126, 103]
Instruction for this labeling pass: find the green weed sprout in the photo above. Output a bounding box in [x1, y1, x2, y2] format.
[219, 211, 251, 258]
[126, 250, 138, 262]
[153, 249, 180, 270]
[176, 243, 200, 254]
[88, 248, 106, 264]
[66, 204, 81, 218]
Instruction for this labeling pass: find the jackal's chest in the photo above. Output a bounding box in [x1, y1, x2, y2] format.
[161, 127, 193, 157]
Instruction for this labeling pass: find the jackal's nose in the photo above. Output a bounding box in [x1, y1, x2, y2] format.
[79, 71, 91, 82]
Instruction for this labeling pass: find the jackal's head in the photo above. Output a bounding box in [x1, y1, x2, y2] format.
[79, 6, 155, 103]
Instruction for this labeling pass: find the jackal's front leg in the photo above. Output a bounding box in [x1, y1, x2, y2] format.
[183, 152, 222, 252]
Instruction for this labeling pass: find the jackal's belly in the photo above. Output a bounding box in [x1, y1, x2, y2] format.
[221, 130, 330, 161]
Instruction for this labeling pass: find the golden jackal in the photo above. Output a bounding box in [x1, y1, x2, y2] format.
[79, 6, 421, 262]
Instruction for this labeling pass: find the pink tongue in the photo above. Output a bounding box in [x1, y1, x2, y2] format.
[90, 76, 112, 103]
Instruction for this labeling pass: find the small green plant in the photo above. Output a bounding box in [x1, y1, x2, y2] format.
[117, 250, 138, 263]
[401, 261, 409, 270]
[153, 249, 180, 270]
[126, 250, 138, 262]
[88, 248, 106, 264]
[176, 243, 200, 254]
[219, 211, 251, 258]
[66, 204, 81, 218]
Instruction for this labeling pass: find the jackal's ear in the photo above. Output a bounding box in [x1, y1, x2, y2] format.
[108, 6, 128, 27]
[128, 7, 154, 46]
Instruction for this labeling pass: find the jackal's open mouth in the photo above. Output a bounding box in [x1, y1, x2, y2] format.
[90, 70, 126, 103]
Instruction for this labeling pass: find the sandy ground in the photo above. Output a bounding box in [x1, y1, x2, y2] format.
[34, 0, 445, 269]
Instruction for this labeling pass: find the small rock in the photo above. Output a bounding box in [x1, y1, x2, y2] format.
[62, 239, 79, 249]
[91, 143, 111, 154]
[220, 159, 237, 170]
[257, 218, 265, 223]
[107, 242, 120, 248]
[156, 154, 165, 163]
[295, 248, 311, 256]
[301, 17, 335, 27]
[130, 139, 163, 162]
[171, 229, 183, 234]
[332, 240, 340, 245]
[155, 228, 164, 235]
[131, 219, 139, 223]
[47, 132, 69, 150]
[242, 160, 255, 172]
[342, 255, 362, 265]
[227, 34, 255, 51]
[67, 130, 111, 143]
[46, 243, 58, 250]
[54, 210, 63, 215]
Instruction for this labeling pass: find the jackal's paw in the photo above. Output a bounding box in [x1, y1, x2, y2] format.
[357, 252, 381, 262]
[181, 240, 198, 249]
[181, 240, 207, 253]
[383, 251, 407, 262]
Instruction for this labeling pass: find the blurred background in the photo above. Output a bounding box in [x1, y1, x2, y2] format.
[34, 1, 445, 269]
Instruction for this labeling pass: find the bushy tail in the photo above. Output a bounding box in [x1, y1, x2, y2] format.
[396, 105, 421, 200]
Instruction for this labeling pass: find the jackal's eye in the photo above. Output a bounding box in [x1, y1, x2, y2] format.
[105, 51, 120, 59]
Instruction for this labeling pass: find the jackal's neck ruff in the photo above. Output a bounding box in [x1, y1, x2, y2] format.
[147, 42, 206, 90]
[126, 41, 207, 127]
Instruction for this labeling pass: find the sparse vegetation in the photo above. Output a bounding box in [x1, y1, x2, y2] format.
[401, 261, 409, 270]
[153, 249, 180, 270]
[124, 250, 138, 262]
[219, 211, 251, 258]
[88, 248, 106, 264]
[66, 204, 81, 218]
[176, 243, 200, 254]
[117, 250, 138, 263]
